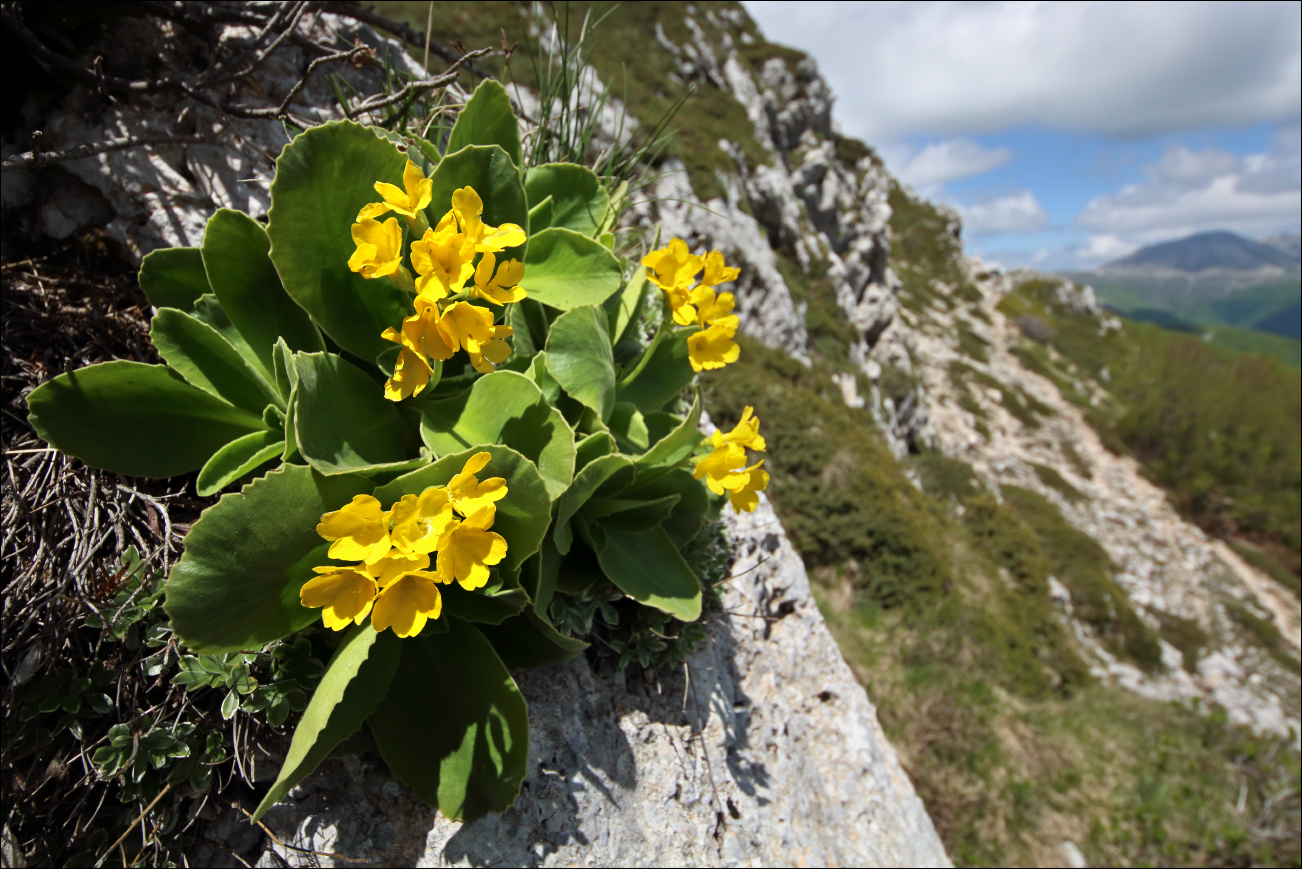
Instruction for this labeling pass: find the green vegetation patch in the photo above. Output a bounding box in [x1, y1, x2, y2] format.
[1031, 462, 1085, 504]
[1225, 603, 1302, 675]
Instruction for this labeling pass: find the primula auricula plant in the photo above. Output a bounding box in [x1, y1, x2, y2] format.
[24, 80, 768, 824]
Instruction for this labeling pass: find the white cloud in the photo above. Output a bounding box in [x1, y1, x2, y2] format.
[961, 191, 1049, 235]
[742, 1, 1301, 141]
[1080, 234, 1139, 261]
[1077, 139, 1301, 242]
[880, 138, 1010, 191]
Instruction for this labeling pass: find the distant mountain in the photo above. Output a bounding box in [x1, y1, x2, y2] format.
[1264, 233, 1302, 260]
[1102, 230, 1298, 273]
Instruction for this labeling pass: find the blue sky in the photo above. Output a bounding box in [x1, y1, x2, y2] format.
[741, 1, 1301, 270]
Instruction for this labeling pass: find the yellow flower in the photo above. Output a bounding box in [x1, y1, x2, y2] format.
[300, 565, 378, 630]
[356, 202, 390, 221]
[686, 321, 741, 372]
[700, 250, 740, 288]
[723, 461, 769, 513]
[447, 187, 525, 252]
[347, 217, 403, 279]
[693, 441, 747, 494]
[467, 324, 513, 374]
[435, 505, 508, 590]
[372, 160, 434, 220]
[446, 451, 508, 518]
[712, 405, 765, 452]
[667, 284, 699, 326]
[436, 301, 497, 356]
[317, 494, 392, 564]
[369, 551, 443, 638]
[389, 487, 456, 555]
[642, 238, 702, 292]
[471, 252, 527, 306]
[688, 285, 739, 330]
[411, 223, 475, 302]
[380, 297, 456, 401]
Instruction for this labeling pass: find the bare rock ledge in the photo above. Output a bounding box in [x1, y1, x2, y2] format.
[195, 496, 949, 868]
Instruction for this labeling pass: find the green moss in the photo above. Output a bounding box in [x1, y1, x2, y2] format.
[1001, 486, 1163, 673]
[911, 453, 982, 502]
[703, 336, 950, 609]
[1031, 463, 1084, 504]
[832, 134, 880, 169]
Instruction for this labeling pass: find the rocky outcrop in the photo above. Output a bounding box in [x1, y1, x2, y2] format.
[195, 494, 949, 868]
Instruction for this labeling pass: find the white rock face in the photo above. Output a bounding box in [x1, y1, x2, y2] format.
[195, 497, 950, 868]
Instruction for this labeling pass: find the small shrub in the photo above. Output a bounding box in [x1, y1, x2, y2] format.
[1032, 463, 1085, 504]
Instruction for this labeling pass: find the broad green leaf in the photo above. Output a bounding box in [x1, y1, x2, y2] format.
[607, 402, 649, 452]
[440, 581, 529, 625]
[616, 329, 695, 413]
[428, 144, 528, 260]
[632, 389, 703, 480]
[574, 431, 615, 470]
[292, 352, 416, 476]
[610, 270, 648, 347]
[595, 527, 702, 621]
[622, 468, 709, 547]
[196, 430, 285, 497]
[374, 128, 438, 175]
[526, 194, 553, 233]
[368, 619, 528, 821]
[374, 445, 550, 572]
[202, 209, 323, 380]
[522, 228, 623, 311]
[475, 611, 588, 669]
[27, 361, 267, 478]
[446, 80, 522, 168]
[546, 306, 616, 422]
[138, 247, 209, 312]
[192, 294, 263, 373]
[508, 298, 550, 358]
[523, 163, 609, 237]
[592, 494, 680, 533]
[165, 464, 372, 653]
[150, 308, 281, 415]
[418, 371, 574, 499]
[267, 120, 410, 360]
[252, 626, 400, 821]
[553, 454, 633, 555]
[525, 352, 561, 404]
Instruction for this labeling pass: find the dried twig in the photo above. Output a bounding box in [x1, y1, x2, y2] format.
[2, 134, 213, 173]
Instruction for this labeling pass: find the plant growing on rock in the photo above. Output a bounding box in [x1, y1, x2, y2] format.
[26, 80, 768, 823]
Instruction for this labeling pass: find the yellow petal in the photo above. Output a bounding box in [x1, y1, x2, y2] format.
[371, 573, 443, 637]
[300, 567, 378, 630]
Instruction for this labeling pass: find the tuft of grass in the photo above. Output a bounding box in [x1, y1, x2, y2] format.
[1227, 538, 1300, 597]
[1032, 463, 1085, 504]
[1226, 603, 1302, 675]
[1156, 612, 1209, 673]
[957, 324, 991, 362]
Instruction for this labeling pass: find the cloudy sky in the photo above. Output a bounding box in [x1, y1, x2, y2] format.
[741, 1, 1301, 270]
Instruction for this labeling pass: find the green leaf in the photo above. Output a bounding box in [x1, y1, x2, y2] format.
[165, 464, 372, 653]
[610, 270, 648, 347]
[545, 306, 616, 422]
[616, 329, 695, 413]
[196, 430, 285, 497]
[428, 144, 528, 260]
[632, 389, 703, 480]
[523, 164, 609, 237]
[150, 308, 281, 415]
[440, 581, 529, 625]
[522, 228, 623, 310]
[374, 445, 550, 572]
[621, 468, 709, 547]
[591, 494, 680, 533]
[553, 454, 633, 555]
[594, 527, 702, 621]
[267, 120, 410, 360]
[574, 431, 615, 470]
[27, 361, 267, 478]
[445, 80, 522, 168]
[526, 194, 553, 233]
[607, 402, 649, 452]
[192, 294, 264, 374]
[293, 352, 419, 476]
[525, 352, 561, 404]
[475, 611, 588, 668]
[252, 626, 401, 822]
[202, 209, 324, 380]
[418, 370, 574, 499]
[508, 298, 550, 358]
[138, 247, 209, 312]
[368, 619, 528, 821]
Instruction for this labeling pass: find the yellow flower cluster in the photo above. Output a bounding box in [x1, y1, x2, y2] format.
[299, 453, 509, 638]
[641, 239, 742, 373]
[348, 161, 527, 400]
[693, 406, 769, 513]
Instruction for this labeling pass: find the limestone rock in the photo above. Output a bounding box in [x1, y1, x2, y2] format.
[194, 497, 950, 868]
